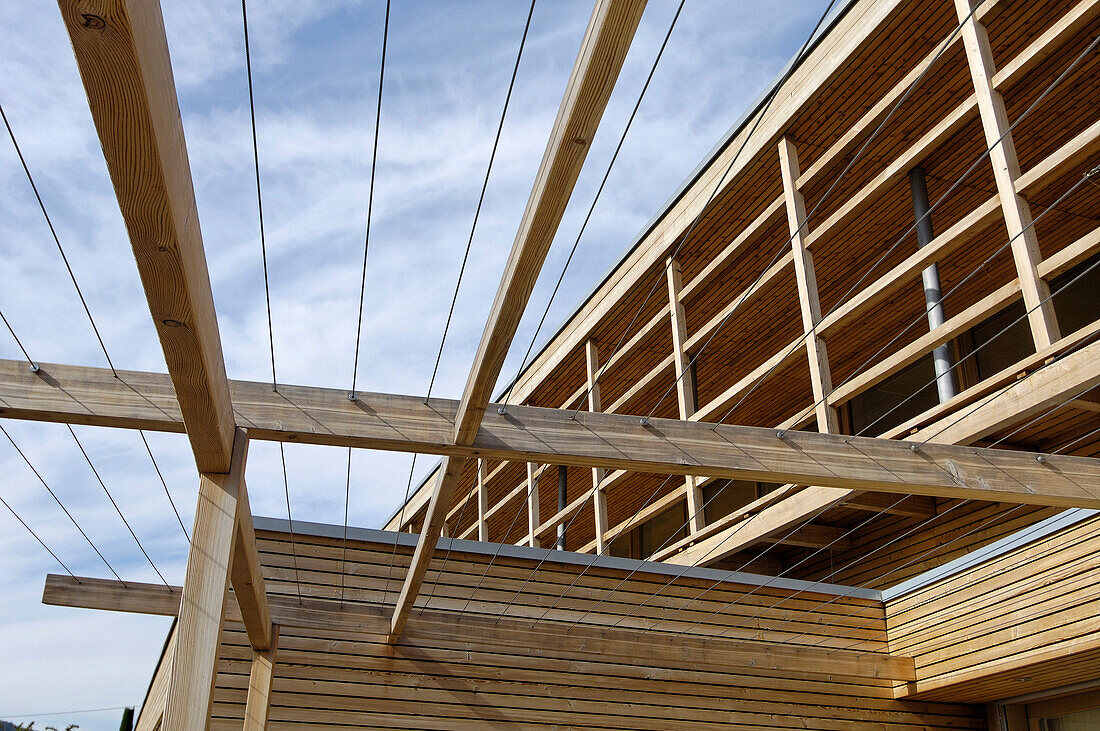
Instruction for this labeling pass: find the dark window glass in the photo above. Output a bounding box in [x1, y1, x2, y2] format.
[1051, 252, 1100, 335]
[849, 354, 940, 435]
[702, 479, 758, 524]
[971, 300, 1035, 381]
[639, 503, 687, 560]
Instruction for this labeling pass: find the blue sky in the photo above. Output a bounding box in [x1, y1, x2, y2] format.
[0, 0, 830, 725]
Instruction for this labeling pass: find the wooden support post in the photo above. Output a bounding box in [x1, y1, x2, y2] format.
[476, 459, 489, 542]
[527, 462, 541, 548]
[585, 340, 610, 553]
[778, 137, 840, 434]
[954, 0, 1060, 348]
[164, 428, 249, 730]
[242, 627, 278, 731]
[666, 257, 706, 532]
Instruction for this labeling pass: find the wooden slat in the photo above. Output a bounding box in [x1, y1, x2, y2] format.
[778, 137, 839, 434]
[586, 340, 610, 552]
[955, 0, 1060, 349]
[242, 628, 278, 731]
[666, 257, 705, 533]
[59, 0, 234, 473]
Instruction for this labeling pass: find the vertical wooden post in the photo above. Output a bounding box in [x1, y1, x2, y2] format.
[242, 627, 279, 731]
[954, 0, 1060, 348]
[164, 428, 249, 730]
[778, 137, 840, 434]
[476, 459, 489, 542]
[585, 340, 610, 553]
[527, 462, 541, 548]
[666, 257, 706, 531]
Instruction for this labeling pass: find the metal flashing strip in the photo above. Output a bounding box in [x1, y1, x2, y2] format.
[882, 508, 1100, 601]
[255, 515, 881, 601]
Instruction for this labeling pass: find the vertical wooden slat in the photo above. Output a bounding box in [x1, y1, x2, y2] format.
[954, 0, 1060, 348]
[778, 137, 840, 434]
[527, 462, 541, 548]
[666, 257, 705, 532]
[477, 459, 489, 542]
[585, 340, 610, 553]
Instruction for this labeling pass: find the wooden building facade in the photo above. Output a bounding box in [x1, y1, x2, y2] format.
[15, 0, 1100, 727]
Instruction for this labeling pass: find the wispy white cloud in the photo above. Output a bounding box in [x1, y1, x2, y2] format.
[0, 0, 830, 725]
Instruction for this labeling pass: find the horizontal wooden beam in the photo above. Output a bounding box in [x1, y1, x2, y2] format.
[4, 358, 1100, 509]
[41, 574, 916, 682]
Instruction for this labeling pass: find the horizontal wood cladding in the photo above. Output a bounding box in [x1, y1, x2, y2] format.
[887, 515, 1100, 703]
[192, 529, 985, 730]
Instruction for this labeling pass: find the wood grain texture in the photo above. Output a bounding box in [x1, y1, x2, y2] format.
[778, 137, 839, 434]
[955, 0, 1060, 349]
[58, 0, 234, 473]
[165, 427, 249, 730]
[5, 356, 1100, 509]
[242, 627, 278, 731]
[453, 0, 647, 444]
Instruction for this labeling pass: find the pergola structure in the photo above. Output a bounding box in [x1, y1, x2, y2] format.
[8, 0, 1100, 728]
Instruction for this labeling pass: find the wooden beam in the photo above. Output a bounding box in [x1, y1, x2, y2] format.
[44, 573, 182, 616]
[392, 0, 646, 636]
[778, 137, 839, 434]
[452, 0, 647, 445]
[6, 358, 1100, 509]
[764, 522, 851, 551]
[476, 459, 489, 541]
[231, 480, 272, 651]
[846, 492, 937, 519]
[165, 427, 249, 730]
[666, 257, 706, 533]
[242, 628, 278, 731]
[526, 462, 541, 548]
[390, 454, 465, 636]
[59, 0, 234, 474]
[586, 340, 610, 553]
[955, 0, 1060, 349]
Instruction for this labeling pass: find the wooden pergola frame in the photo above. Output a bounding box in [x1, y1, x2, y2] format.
[9, 0, 1096, 726]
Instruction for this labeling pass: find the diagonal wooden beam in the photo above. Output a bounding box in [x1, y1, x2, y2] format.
[391, 0, 648, 637]
[5, 354, 1100, 510]
[59, 0, 234, 474]
[452, 0, 648, 445]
